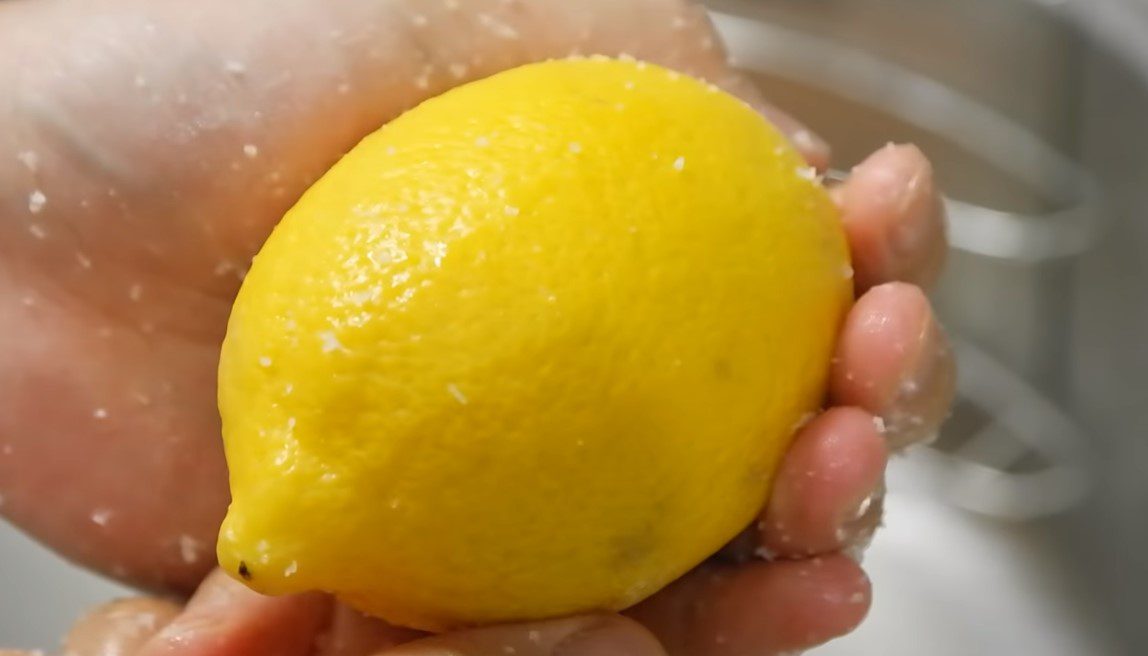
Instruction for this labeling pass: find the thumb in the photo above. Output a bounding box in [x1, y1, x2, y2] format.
[378, 615, 667, 656]
[61, 597, 182, 656]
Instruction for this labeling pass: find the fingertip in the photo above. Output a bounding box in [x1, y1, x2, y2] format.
[634, 558, 871, 655]
[761, 407, 888, 556]
[832, 283, 955, 449]
[63, 597, 181, 656]
[137, 569, 330, 656]
[837, 143, 947, 290]
[703, 557, 871, 653]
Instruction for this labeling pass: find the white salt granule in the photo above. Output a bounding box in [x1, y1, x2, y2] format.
[28, 189, 46, 214]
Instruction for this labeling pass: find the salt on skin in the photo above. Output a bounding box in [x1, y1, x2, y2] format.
[477, 13, 520, 40]
[28, 189, 46, 214]
[179, 534, 201, 564]
[17, 150, 38, 171]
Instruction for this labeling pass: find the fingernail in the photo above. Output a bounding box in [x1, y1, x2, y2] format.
[880, 315, 956, 450]
[552, 618, 661, 656]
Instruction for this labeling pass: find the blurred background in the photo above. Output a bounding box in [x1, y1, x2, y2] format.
[3, 0, 1146, 653]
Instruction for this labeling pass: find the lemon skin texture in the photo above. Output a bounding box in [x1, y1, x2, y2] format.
[216, 57, 852, 631]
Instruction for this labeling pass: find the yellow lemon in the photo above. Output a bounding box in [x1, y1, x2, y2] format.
[217, 57, 851, 631]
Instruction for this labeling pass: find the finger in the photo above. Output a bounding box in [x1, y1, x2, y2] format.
[757, 407, 887, 558]
[137, 569, 330, 656]
[831, 283, 957, 449]
[378, 615, 666, 656]
[63, 597, 182, 656]
[629, 556, 869, 656]
[317, 605, 424, 656]
[833, 144, 948, 291]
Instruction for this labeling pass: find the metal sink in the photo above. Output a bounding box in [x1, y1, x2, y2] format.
[712, 0, 1148, 653]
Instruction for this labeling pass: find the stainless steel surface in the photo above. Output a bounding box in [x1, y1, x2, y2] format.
[711, 0, 1148, 653]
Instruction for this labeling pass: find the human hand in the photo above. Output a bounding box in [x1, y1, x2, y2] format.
[0, 0, 953, 653]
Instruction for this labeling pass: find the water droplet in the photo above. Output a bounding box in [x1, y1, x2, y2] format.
[128, 283, 143, 301]
[568, 142, 582, 154]
[243, 144, 259, 158]
[672, 155, 685, 171]
[842, 264, 854, 279]
[28, 189, 46, 214]
[284, 560, 298, 577]
[27, 224, 47, 239]
[849, 592, 866, 604]
[223, 60, 246, 76]
[76, 252, 93, 269]
[93, 408, 109, 419]
[91, 509, 113, 526]
[449, 62, 468, 79]
[258, 356, 272, 367]
[872, 416, 886, 433]
[503, 205, 519, 217]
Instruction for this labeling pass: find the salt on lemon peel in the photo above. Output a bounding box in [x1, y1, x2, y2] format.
[216, 57, 852, 631]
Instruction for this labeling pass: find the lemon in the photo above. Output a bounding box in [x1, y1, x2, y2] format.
[217, 57, 851, 631]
